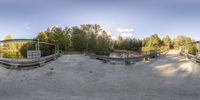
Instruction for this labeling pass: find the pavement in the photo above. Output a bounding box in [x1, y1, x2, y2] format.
[0, 51, 200, 100]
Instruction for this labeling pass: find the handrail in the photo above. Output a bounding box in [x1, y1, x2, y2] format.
[180, 52, 199, 62]
[0, 53, 60, 68]
[0, 39, 37, 43]
[90, 54, 150, 61]
[88, 52, 160, 65]
[88, 52, 162, 64]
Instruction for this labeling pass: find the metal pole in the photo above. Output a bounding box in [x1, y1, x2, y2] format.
[58, 45, 59, 53]
[37, 39, 40, 51]
[35, 43, 37, 51]
[196, 43, 199, 57]
[55, 44, 57, 54]
[0, 43, 2, 58]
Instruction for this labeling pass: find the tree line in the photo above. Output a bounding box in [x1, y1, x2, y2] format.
[35, 24, 112, 55]
[0, 24, 198, 59]
[113, 34, 197, 55]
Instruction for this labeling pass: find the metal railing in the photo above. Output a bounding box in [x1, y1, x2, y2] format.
[180, 52, 199, 62]
[0, 53, 61, 68]
[88, 52, 161, 65]
[0, 39, 61, 68]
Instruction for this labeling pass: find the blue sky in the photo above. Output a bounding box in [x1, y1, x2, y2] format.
[0, 0, 200, 40]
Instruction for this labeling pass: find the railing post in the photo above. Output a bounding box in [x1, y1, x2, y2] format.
[0, 43, 2, 58]
[55, 44, 57, 54]
[35, 43, 37, 51]
[144, 57, 149, 61]
[37, 39, 40, 51]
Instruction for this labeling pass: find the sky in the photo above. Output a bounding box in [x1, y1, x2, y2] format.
[0, 0, 200, 40]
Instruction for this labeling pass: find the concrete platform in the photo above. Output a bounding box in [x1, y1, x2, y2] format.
[0, 52, 200, 100]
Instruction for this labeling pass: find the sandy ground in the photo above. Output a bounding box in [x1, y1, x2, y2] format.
[0, 51, 200, 100]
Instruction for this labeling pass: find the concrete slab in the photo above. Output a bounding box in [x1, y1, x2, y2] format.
[0, 52, 200, 100]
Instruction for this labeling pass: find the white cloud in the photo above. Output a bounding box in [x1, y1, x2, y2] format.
[111, 36, 118, 40]
[116, 28, 134, 33]
[115, 28, 134, 38]
[121, 33, 134, 38]
[111, 33, 134, 40]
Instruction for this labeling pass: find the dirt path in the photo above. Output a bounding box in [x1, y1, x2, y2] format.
[0, 52, 200, 100]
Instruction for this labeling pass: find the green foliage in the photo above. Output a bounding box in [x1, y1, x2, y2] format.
[161, 35, 172, 51]
[35, 26, 71, 53]
[4, 35, 12, 40]
[88, 33, 97, 52]
[172, 35, 198, 55]
[80, 24, 100, 52]
[36, 32, 48, 42]
[0, 25, 110, 57]
[188, 43, 197, 55]
[71, 27, 87, 52]
[2, 25, 199, 58]
[147, 34, 161, 50]
[95, 31, 111, 55]
[71, 24, 111, 55]
[51, 27, 70, 51]
[113, 36, 142, 52]
[141, 34, 162, 54]
[174, 35, 192, 49]
[2, 35, 29, 59]
[20, 42, 36, 57]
